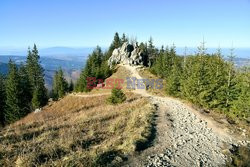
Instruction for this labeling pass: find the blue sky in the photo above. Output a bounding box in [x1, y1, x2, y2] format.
[0, 0, 250, 48]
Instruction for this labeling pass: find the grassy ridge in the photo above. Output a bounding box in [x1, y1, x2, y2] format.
[0, 92, 155, 166]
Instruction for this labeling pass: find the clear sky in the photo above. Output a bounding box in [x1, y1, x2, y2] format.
[0, 0, 250, 48]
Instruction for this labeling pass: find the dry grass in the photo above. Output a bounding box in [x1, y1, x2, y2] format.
[83, 65, 133, 95]
[0, 92, 155, 166]
[137, 67, 167, 97]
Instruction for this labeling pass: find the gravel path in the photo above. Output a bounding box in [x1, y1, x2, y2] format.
[122, 65, 239, 167]
[143, 97, 232, 167]
[71, 65, 247, 167]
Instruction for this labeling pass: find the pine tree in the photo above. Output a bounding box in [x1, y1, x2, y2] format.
[100, 60, 113, 79]
[19, 64, 32, 116]
[52, 71, 59, 99]
[165, 45, 176, 78]
[58, 69, 68, 98]
[162, 46, 170, 78]
[107, 88, 126, 105]
[151, 46, 164, 77]
[225, 48, 237, 108]
[180, 55, 205, 105]
[138, 42, 149, 66]
[68, 79, 74, 92]
[26, 44, 48, 109]
[0, 75, 6, 126]
[190, 40, 208, 105]
[113, 32, 121, 48]
[231, 67, 250, 118]
[75, 46, 112, 92]
[166, 57, 182, 96]
[31, 89, 40, 109]
[105, 32, 121, 59]
[205, 49, 228, 109]
[4, 60, 22, 123]
[52, 68, 68, 100]
[147, 37, 156, 62]
[75, 59, 91, 92]
[121, 33, 128, 44]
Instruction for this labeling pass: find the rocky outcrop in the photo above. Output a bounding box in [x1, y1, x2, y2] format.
[108, 42, 148, 67]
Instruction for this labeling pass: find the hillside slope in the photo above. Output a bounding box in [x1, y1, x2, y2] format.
[0, 66, 156, 166]
[0, 65, 249, 167]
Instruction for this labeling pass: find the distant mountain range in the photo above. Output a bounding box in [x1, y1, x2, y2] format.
[0, 47, 94, 90]
[0, 46, 249, 58]
[0, 55, 87, 90]
[0, 47, 94, 57]
[0, 62, 8, 75]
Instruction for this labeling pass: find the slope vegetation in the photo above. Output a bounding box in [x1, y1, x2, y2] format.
[0, 66, 156, 166]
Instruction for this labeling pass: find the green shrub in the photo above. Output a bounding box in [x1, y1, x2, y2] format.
[107, 88, 126, 105]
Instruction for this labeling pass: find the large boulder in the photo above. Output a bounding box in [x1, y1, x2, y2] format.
[108, 42, 148, 68]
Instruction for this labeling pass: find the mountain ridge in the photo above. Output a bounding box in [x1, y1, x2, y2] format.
[1, 47, 250, 58]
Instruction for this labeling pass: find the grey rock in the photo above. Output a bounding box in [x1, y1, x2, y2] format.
[108, 42, 148, 68]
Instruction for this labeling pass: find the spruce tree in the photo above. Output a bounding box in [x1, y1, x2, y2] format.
[188, 41, 208, 105]
[162, 46, 171, 78]
[52, 71, 59, 99]
[151, 46, 163, 76]
[138, 42, 149, 66]
[105, 32, 121, 59]
[225, 48, 238, 108]
[0, 75, 6, 126]
[206, 49, 228, 109]
[68, 79, 74, 92]
[107, 88, 126, 105]
[121, 33, 128, 44]
[75, 59, 91, 92]
[166, 57, 182, 96]
[180, 55, 202, 104]
[232, 67, 250, 118]
[165, 45, 176, 78]
[52, 68, 68, 100]
[4, 60, 22, 123]
[75, 46, 111, 92]
[147, 37, 157, 62]
[113, 32, 121, 48]
[26, 44, 48, 109]
[19, 64, 32, 116]
[58, 69, 68, 98]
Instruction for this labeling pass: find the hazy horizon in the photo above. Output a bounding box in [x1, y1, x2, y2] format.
[1, 46, 250, 58]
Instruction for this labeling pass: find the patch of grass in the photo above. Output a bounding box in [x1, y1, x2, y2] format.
[138, 67, 167, 97]
[0, 92, 155, 166]
[93, 150, 123, 167]
[33, 147, 68, 165]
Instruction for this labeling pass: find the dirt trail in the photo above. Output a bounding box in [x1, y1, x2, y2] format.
[123, 64, 231, 139]
[122, 65, 239, 167]
[72, 65, 246, 167]
[70, 92, 111, 98]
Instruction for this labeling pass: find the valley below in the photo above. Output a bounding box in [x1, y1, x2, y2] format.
[0, 55, 86, 89]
